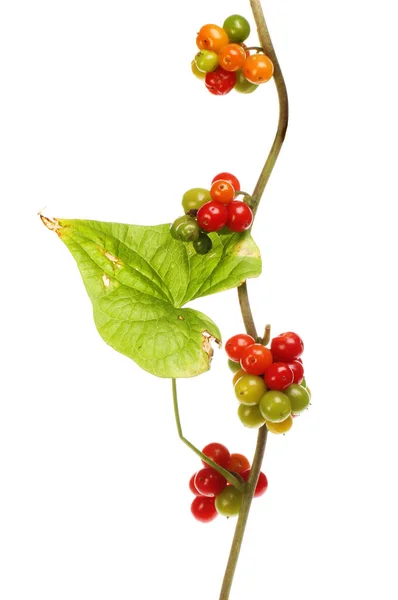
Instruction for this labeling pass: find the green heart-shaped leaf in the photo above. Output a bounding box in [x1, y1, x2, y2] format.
[42, 217, 261, 378]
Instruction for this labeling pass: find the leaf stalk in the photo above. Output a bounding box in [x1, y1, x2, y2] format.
[172, 379, 245, 492]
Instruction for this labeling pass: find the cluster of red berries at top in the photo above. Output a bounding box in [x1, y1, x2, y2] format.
[226, 332, 311, 432]
[190, 442, 268, 523]
[191, 15, 274, 96]
[170, 172, 254, 255]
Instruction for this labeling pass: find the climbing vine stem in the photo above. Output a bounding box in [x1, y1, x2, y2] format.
[221, 0, 290, 598]
[172, 1, 288, 598]
[249, 0, 289, 213]
[219, 425, 268, 599]
[238, 0, 288, 336]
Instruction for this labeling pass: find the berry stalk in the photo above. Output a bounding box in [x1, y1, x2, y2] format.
[220, 0, 289, 597]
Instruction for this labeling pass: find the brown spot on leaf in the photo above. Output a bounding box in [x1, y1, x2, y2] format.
[102, 274, 111, 288]
[104, 251, 118, 263]
[104, 251, 123, 269]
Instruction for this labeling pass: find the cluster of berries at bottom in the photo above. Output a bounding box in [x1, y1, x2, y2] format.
[190, 442, 268, 523]
[192, 15, 274, 96]
[170, 172, 253, 255]
[227, 332, 311, 432]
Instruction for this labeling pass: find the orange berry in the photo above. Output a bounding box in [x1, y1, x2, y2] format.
[228, 453, 251, 474]
[242, 53, 274, 84]
[218, 43, 246, 72]
[196, 24, 229, 54]
[266, 415, 293, 434]
[210, 180, 235, 205]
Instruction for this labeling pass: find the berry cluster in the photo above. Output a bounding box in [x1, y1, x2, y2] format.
[191, 15, 274, 96]
[226, 332, 311, 432]
[170, 172, 253, 255]
[190, 442, 268, 523]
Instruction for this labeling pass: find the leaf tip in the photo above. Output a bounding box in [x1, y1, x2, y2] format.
[39, 213, 62, 235]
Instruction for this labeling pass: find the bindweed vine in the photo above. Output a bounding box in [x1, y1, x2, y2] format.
[39, 2, 314, 599]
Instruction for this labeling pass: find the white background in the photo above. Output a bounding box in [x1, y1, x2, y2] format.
[1, 0, 398, 598]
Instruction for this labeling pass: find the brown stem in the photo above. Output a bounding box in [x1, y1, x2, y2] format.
[219, 426, 268, 600]
[249, 0, 289, 215]
[220, 0, 289, 598]
[238, 283, 258, 339]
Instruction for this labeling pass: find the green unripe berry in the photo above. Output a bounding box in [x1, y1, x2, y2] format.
[234, 374, 267, 406]
[170, 216, 200, 242]
[195, 50, 219, 73]
[191, 60, 206, 80]
[215, 487, 242, 517]
[285, 384, 310, 414]
[259, 390, 291, 423]
[228, 358, 241, 373]
[237, 404, 266, 428]
[223, 15, 251, 43]
[300, 378, 311, 400]
[182, 188, 212, 213]
[193, 232, 213, 255]
[234, 69, 258, 94]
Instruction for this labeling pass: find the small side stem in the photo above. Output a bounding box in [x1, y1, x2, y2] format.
[172, 379, 245, 492]
[234, 190, 252, 199]
[263, 324, 271, 345]
[219, 426, 268, 600]
[244, 45, 265, 52]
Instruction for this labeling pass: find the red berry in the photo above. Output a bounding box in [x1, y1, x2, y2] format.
[201, 442, 231, 469]
[205, 67, 237, 96]
[212, 172, 240, 192]
[191, 496, 218, 522]
[271, 332, 304, 361]
[225, 333, 255, 362]
[240, 344, 273, 375]
[241, 469, 268, 497]
[226, 201, 253, 232]
[189, 473, 203, 496]
[264, 362, 294, 391]
[194, 467, 227, 497]
[287, 359, 304, 384]
[197, 200, 228, 232]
